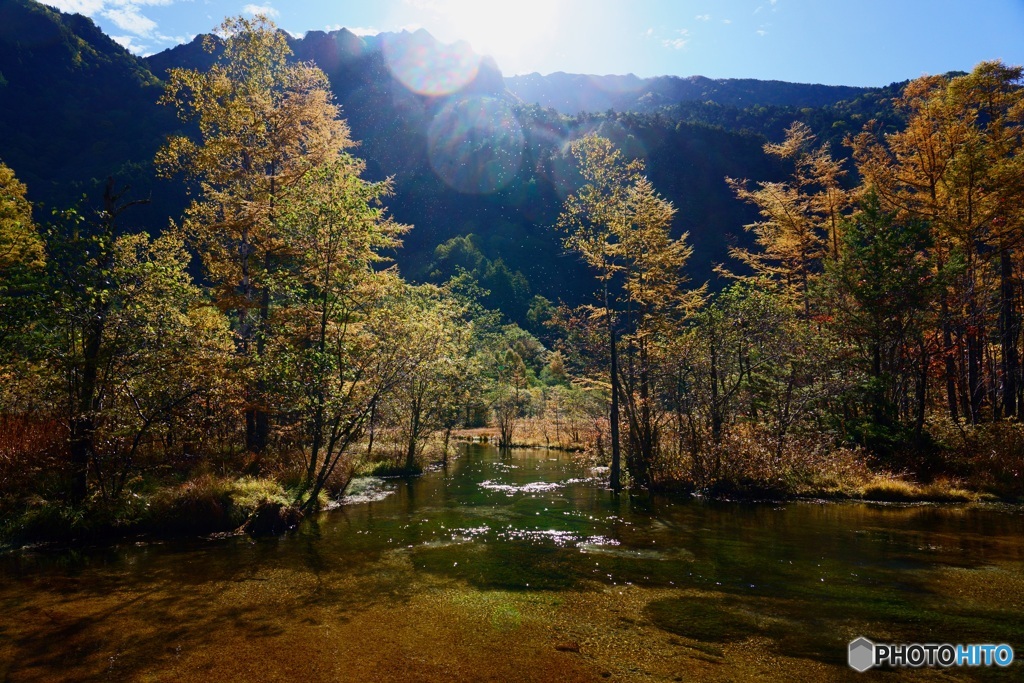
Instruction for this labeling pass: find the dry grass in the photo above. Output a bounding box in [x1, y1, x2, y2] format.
[453, 419, 593, 452]
[927, 417, 1024, 500]
[0, 414, 67, 497]
[857, 474, 980, 503]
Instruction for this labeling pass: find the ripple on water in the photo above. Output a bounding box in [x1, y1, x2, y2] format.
[478, 476, 600, 496]
[479, 480, 564, 495]
[578, 544, 695, 561]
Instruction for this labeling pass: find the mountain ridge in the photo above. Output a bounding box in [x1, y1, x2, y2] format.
[504, 72, 873, 115]
[0, 0, 911, 322]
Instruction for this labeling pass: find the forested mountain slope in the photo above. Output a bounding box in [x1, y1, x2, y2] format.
[0, 0, 910, 320]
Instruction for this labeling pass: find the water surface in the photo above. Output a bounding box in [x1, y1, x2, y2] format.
[1, 444, 1022, 681]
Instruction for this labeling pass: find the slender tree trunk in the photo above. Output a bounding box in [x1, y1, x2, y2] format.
[1000, 246, 1019, 418]
[366, 398, 377, 459]
[251, 261, 272, 454]
[710, 340, 722, 444]
[69, 302, 105, 505]
[914, 339, 928, 442]
[607, 282, 621, 492]
[442, 426, 452, 466]
[968, 328, 983, 425]
[69, 416, 93, 505]
[941, 297, 959, 422]
[871, 338, 883, 425]
[405, 392, 421, 471]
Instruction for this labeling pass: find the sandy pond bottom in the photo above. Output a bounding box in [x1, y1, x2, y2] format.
[1, 445, 1022, 682]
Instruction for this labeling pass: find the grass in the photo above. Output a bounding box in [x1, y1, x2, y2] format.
[363, 460, 423, 477]
[0, 474, 297, 547]
[856, 474, 985, 503]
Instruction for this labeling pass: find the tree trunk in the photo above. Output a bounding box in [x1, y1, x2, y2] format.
[606, 283, 621, 492]
[1000, 246, 1019, 418]
[914, 339, 928, 442]
[710, 341, 722, 444]
[249, 267, 272, 455]
[941, 297, 959, 422]
[69, 416, 93, 505]
[968, 329, 983, 425]
[405, 394, 421, 471]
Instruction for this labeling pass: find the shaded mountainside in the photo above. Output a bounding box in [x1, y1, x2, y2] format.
[0, 0, 178, 223]
[0, 0, 906, 322]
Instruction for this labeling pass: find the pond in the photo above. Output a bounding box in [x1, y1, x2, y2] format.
[1, 443, 1022, 681]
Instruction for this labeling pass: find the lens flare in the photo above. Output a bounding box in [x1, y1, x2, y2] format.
[427, 96, 525, 195]
[382, 30, 480, 96]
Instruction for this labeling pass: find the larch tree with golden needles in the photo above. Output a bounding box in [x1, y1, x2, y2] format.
[852, 61, 1024, 422]
[726, 122, 851, 316]
[156, 15, 353, 455]
[558, 135, 702, 489]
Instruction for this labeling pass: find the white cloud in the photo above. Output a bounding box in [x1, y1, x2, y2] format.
[662, 37, 688, 50]
[757, 29, 768, 36]
[155, 33, 186, 44]
[243, 4, 279, 18]
[45, 1, 175, 39]
[111, 34, 137, 47]
[347, 26, 382, 36]
[43, 0, 106, 13]
[722, 18, 733, 24]
[111, 34, 146, 52]
[695, 14, 711, 21]
[644, 27, 654, 37]
[102, 6, 157, 35]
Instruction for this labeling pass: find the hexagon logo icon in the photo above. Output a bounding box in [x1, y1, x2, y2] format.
[848, 637, 875, 672]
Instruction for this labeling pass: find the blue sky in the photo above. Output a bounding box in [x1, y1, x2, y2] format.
[44, 0, 1024, 86]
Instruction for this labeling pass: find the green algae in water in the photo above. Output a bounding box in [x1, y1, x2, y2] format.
[646, 596, 764, 643]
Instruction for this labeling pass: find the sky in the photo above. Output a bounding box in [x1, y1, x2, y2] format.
[42, 0, 1024, 87]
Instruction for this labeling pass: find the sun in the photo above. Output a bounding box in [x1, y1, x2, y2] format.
[435, 0, 560, 67]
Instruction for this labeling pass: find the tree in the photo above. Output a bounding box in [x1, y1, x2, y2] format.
[557, 135, 701, 488]
[0, 161, 41, 275]
[39, 180, 230, 504]
[267, 152, 408, 510]
[727, 122, 852, 316]
[157, 15, 353, 454]
[852, 61, 1024, 422]
[377, 285, 470, 471]
[490, 346, 530, 449]
[0, 160, 43, 353]
[819, 193, 939, 443]
[680, 282, 848, 489]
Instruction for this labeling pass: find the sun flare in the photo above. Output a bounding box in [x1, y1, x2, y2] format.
[436, 0, 560, 64]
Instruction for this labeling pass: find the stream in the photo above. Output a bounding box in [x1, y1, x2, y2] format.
[1, 443, 1022, 681]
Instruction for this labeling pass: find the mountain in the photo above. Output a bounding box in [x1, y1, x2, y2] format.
[0, 0, 177, 219]
[505, 72, 872, 115]
[0, 0, 903, 324]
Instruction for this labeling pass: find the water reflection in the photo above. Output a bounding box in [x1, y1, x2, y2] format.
[1, 443, 1022, 681]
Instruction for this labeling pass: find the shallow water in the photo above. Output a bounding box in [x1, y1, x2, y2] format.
[1, 444, 1022, 681]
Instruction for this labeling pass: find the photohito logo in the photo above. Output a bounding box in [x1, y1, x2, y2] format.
[848, 637, 1015, 671]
